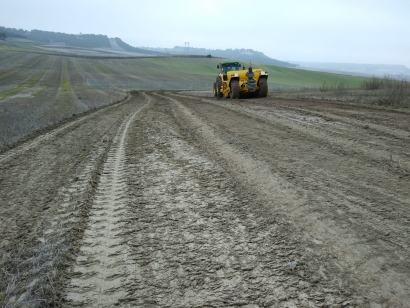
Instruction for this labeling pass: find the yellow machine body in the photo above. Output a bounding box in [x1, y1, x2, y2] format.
[213, 62, 268, 99]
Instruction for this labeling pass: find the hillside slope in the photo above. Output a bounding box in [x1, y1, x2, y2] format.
[293, 61, 410, 78]
[0, 26, 292, 66]
[143, 46, 296, 67]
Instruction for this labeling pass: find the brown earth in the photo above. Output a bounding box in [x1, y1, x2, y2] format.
[0, 91, 409, 307]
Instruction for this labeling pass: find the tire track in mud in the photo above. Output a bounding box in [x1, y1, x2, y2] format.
[167, 93, 410, 307]
[63, 92, 351, 307]
[273, 100, 410, 135]
[0, 92, 150, 307]
[65, 93, 151, 306]
[1, 132, 113, 307]
[4, 90, 407, 306]
[179, 94, 410, 173]
[116, 93, 350, 307]
[172, 94, 410, 231]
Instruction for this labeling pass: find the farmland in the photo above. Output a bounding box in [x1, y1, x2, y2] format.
[1, 47, 410, 307]
[0, 43, 376, 151]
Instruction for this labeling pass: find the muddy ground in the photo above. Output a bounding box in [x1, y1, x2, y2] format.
[1, 91, 409, 307]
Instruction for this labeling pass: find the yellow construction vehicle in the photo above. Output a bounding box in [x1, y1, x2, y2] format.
[213, 61, 268, 99]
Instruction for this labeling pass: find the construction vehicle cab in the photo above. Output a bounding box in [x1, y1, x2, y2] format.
[220, 63, 240, 74]
[213, 61, 268, 99]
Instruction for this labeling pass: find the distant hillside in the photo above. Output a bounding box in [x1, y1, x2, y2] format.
[293, 61, 410, 78]
[0, 26, 293, 66]
[142, 46, 297, 67]
[114, 38, 165, 56]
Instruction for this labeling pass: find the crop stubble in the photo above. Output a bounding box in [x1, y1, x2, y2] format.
[0, 91, 409, 307]
[0, 52, 126, 149]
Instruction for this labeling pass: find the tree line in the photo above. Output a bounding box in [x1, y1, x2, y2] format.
[0, 26, 112, 48]
[0, 26, 28, 39]
[28, 30, 111, 48]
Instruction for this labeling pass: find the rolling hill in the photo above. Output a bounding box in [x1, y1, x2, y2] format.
[0, 26, 294, 66]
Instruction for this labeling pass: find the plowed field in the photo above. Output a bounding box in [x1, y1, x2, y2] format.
[1, 91, 409, 307]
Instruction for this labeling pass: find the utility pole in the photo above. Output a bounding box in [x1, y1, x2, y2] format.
[185, 42, 190, 54]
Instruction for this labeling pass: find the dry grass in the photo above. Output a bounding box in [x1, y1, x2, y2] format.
[0, 232, 68, 307]
[382, 78, 410, 106]
[270, 79, 410, 108]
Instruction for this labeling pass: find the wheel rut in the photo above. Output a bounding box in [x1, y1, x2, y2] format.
[0, 92, 146, 307]
[166, 92, 410, 307]
[3, 90, 409, 307]
[65, 94, 151, 307]
[64, 92, 351, 307]
[116, 93, 350, 307]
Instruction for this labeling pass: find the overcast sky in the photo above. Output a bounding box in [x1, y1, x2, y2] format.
[1, 0, 409, 67]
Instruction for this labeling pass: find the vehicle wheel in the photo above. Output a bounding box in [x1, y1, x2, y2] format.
[213, 82, 217, 97]
[216, 76, 223, 99]
[257, 78, 268, 97]
[229, 79, 239, 99]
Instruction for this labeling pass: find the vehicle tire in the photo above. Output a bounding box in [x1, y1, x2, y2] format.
[230, 79, 239, 99]
[216, 76, 223, 99]
[213, 82, 217, 97]
[257, 78, 268, 97]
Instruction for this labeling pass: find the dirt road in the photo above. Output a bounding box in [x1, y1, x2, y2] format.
[1, 91, 409, 307]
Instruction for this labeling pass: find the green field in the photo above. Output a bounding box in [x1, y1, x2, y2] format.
[263, 65, 367, 88]
[137, 57, 369, 88]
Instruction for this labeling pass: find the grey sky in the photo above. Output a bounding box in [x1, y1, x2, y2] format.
[1, 0, 409, 67]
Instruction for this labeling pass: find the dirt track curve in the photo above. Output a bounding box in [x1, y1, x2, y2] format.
[1, 91, 409, 307]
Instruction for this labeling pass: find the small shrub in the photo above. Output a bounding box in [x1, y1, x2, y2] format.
[319, 81, 328, 92]
[319, 81, 347, 94]
[335, 81, 347, 94]
[383, 78, 410, 106]
[362, 76, 383, 90]
[382, 75, 395, 87]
